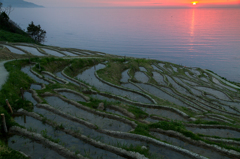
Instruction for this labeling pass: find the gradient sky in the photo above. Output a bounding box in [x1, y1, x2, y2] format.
[25, 0, 240, 7]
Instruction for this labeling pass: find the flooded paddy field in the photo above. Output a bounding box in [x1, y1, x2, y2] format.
[2, 45, 240, 159]
[152, 72, 167, 86]
[44, 96, 133, 132]
[137, 83, 190, 108]
[121, 83, 142, 92]
[150, 131, 231, 159]
[90, 94, 121, 103]
[42, 73, 65, 84]
[41, 48, 65, 57]
[134, 72, 149, 83]
[30, 83, 42, 90]
[58, 91, 87, 102]
[21, 65, 49, 84]
[61, 51, 78, 56]
[54, 71, 80, 85]
[120, 69, 130, 83]
[15, 46, 45, 56]
[143, 108, 188, 122]
[76, 64, 153, 104]
[14, 115, 124, 159]
[186, 127, 240, 138]
[8, 135, 66, 159]
[1, 45, 26, 54]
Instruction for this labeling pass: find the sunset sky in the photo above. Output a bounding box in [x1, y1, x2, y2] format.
[25, 0, 240, 7]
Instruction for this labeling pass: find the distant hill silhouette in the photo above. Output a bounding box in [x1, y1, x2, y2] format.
[0, 0, 43, 8]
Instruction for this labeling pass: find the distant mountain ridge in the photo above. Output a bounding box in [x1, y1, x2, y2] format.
[0, 0, 43, 8]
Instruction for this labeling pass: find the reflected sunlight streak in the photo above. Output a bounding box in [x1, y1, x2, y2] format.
[190, 9, 195, 37]
[189, 9, 195, 51]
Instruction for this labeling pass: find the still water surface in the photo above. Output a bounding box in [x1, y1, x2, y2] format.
[10, 8, 240, 81]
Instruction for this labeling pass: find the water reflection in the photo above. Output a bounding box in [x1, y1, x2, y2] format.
[10, 8, 240, 81]
[190, 9, 195, 37]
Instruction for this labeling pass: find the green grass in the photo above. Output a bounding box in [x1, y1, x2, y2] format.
[64, 58, 103, 77]
[0, 140, 28, 159]
[78, 97, 120, 109]
[78, 100, 101, 109]
[0, 60, 34, 111]
[127, 106, 148, 119]
[0, 14, 37, 44]
[150, 121, 201, 141]
[0, 60, 35, 158]
[36, 83, 64, 94]
[0, 107, 17, 134]
[0, 30, 35, 43]
[0, 60, 35, 127]
[97, 59, 128, 85]
[132, 123, 151, 137]
[0, 61, 32, 158]
[192, 119, 223, 125]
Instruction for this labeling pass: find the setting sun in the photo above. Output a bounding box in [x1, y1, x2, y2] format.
[192, 2, 198, 5]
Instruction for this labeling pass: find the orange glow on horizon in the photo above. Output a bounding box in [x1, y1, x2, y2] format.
[28, 0, 240, 8]
[104, 0, 239, 7]
[192, 2, 198, 5]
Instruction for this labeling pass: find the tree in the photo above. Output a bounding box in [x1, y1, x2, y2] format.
[0, 10, 9, 26]
[27, 21, 46, 43]
[0, 11, 9, 21]
[0, 3, 14, 16]
[0, 2, 10, 22]
[0, 2, 13, 26]
[4, 5, 14, 16]
[0, 2, 2, 12]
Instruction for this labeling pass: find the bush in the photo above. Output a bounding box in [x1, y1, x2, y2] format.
[27, 21, 46, 43]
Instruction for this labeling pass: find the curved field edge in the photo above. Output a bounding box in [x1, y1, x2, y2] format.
[1, 57, 240, 158]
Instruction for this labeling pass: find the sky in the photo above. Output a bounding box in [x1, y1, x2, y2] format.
[25, 0, 240, 7]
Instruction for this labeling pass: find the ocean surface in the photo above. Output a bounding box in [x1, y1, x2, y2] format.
[10, 7, 240, 82]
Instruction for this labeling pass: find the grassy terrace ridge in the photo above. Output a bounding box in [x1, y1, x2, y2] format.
[0, 30, 36, 44]
[0, 60, 33, 158]
[0, 23, 38, 60]
[0, 43, 240, 158]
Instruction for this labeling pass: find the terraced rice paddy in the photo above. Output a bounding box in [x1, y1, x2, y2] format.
[152, 72, 167, 86]
[57, 91, 86, 102]
[15, 46, 45, 56]
[41, 48, 65, 57]
[8, 135, 65, 159]
[2, 45, 26, 54]
[120, 69, 130, 83]
[121, 83, 142, 92]
[30, 84, 42, 90]
[0, 43, 106, 57]
[61, 51, 78, 56]
[135, 72, 149, 83]
[2, 42, 240, 159]
[150, 131, 230, 159]
[21, 65, 49, 84]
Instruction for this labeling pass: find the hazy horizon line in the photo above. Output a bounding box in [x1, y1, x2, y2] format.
[40, 5, 240, 9]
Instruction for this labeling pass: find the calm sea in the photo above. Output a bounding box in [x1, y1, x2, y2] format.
[10, 7, 240, 82]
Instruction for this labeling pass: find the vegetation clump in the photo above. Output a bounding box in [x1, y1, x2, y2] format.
[27, 21, 46, 43]
[1, 45, 240, 158]
[0, 2, 45, 43]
